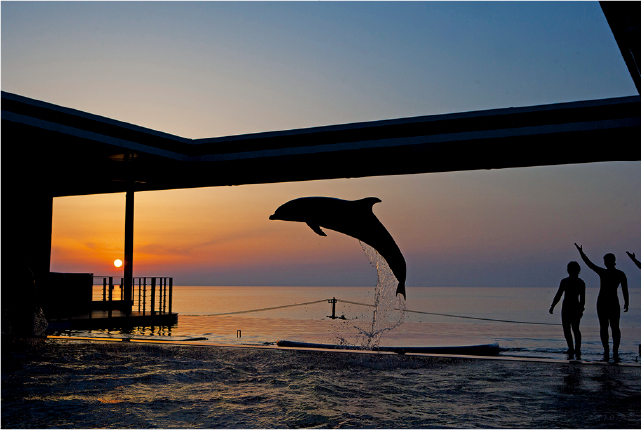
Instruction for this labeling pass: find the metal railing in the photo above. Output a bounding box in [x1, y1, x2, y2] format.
[92, 276, 173, 315]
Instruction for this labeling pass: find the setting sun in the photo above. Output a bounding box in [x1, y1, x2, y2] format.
[114, 259, 123, 268]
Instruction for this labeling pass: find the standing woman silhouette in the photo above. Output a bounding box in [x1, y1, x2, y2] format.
[575, 244, 629, 361]
[550, 261, 585, 358]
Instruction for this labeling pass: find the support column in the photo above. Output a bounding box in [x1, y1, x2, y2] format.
[124, 188, 134, 313]
[2, 191, 53, 336]
[7, 192, 53, 286]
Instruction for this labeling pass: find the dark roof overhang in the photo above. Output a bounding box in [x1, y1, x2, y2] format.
[3, 91, 640, 197]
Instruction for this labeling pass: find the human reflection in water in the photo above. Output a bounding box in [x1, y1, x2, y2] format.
[626, 252, 641, 270]
[575, 244, 629, 361]
[560, 364, 583, 395]
[550, 261, 585, 359]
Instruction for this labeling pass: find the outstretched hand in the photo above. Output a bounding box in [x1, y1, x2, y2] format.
[624, 304, 629, 313]
[549, 307, 554, 315]
[575, 243, 583, 253]
[627, 251, 641, 269]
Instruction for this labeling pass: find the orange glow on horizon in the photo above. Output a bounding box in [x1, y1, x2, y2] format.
[49, 164, 641, 287]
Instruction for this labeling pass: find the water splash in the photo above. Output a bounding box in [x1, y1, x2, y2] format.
[337, 242, 406, 350]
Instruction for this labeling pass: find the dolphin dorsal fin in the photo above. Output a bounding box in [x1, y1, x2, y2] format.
[306, 222, 327, 236]
[356, 197, 381, 209]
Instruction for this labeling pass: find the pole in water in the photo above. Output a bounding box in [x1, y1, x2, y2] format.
[237, 330, 241, 338]
[327, 297, 338, 319]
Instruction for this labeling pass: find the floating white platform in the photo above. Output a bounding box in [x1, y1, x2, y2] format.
[277, 339, 501, 356]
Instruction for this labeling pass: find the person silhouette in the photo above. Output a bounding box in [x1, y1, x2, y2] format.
[575, 244, 629, 361]
[550, 261, 585, 358]
[626, 252, 641, 270]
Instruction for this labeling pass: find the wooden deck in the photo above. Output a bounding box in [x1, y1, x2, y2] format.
[47, 310, 178, 331]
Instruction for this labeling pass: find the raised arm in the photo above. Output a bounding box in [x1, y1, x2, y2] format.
[627, 252, 641, 270]
[575, 244, 600, 273]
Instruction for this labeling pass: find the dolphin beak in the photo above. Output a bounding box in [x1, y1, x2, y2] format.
[269, 214, 277, 220]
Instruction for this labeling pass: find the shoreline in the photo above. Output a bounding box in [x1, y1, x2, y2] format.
[46, 335, 641, 367]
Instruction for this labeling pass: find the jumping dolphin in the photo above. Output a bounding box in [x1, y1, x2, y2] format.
[269, 197, 406, 299]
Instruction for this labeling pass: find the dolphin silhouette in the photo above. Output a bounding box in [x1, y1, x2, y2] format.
[269, 196, 406, 299]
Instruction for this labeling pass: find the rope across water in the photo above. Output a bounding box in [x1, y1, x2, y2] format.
[184, 298, 561, 326]
[182, 299, 329, 317]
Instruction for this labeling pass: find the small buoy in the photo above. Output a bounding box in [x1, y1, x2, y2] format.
[237, 330, 241, 338]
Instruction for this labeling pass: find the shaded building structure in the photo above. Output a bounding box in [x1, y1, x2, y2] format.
[1, 2, 640, 333]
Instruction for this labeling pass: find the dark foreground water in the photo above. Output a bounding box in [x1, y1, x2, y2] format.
[2, 339, 641, 429]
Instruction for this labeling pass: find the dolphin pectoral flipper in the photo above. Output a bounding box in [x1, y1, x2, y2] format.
[306, 222, 327, 236]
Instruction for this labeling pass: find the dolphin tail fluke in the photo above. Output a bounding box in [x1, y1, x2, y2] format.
[396, 281, 406, 300]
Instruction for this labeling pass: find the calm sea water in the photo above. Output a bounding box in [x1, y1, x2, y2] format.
[74, 284, 641, 363]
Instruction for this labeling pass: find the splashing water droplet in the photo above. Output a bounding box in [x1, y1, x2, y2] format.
[336, 242, 405, 350]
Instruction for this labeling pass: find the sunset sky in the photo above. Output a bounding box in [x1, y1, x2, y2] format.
[3, 2, 640, 290]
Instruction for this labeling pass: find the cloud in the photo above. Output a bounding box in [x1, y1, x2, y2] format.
[135, 243, 193, 257]
[84, 242, 121, 252]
